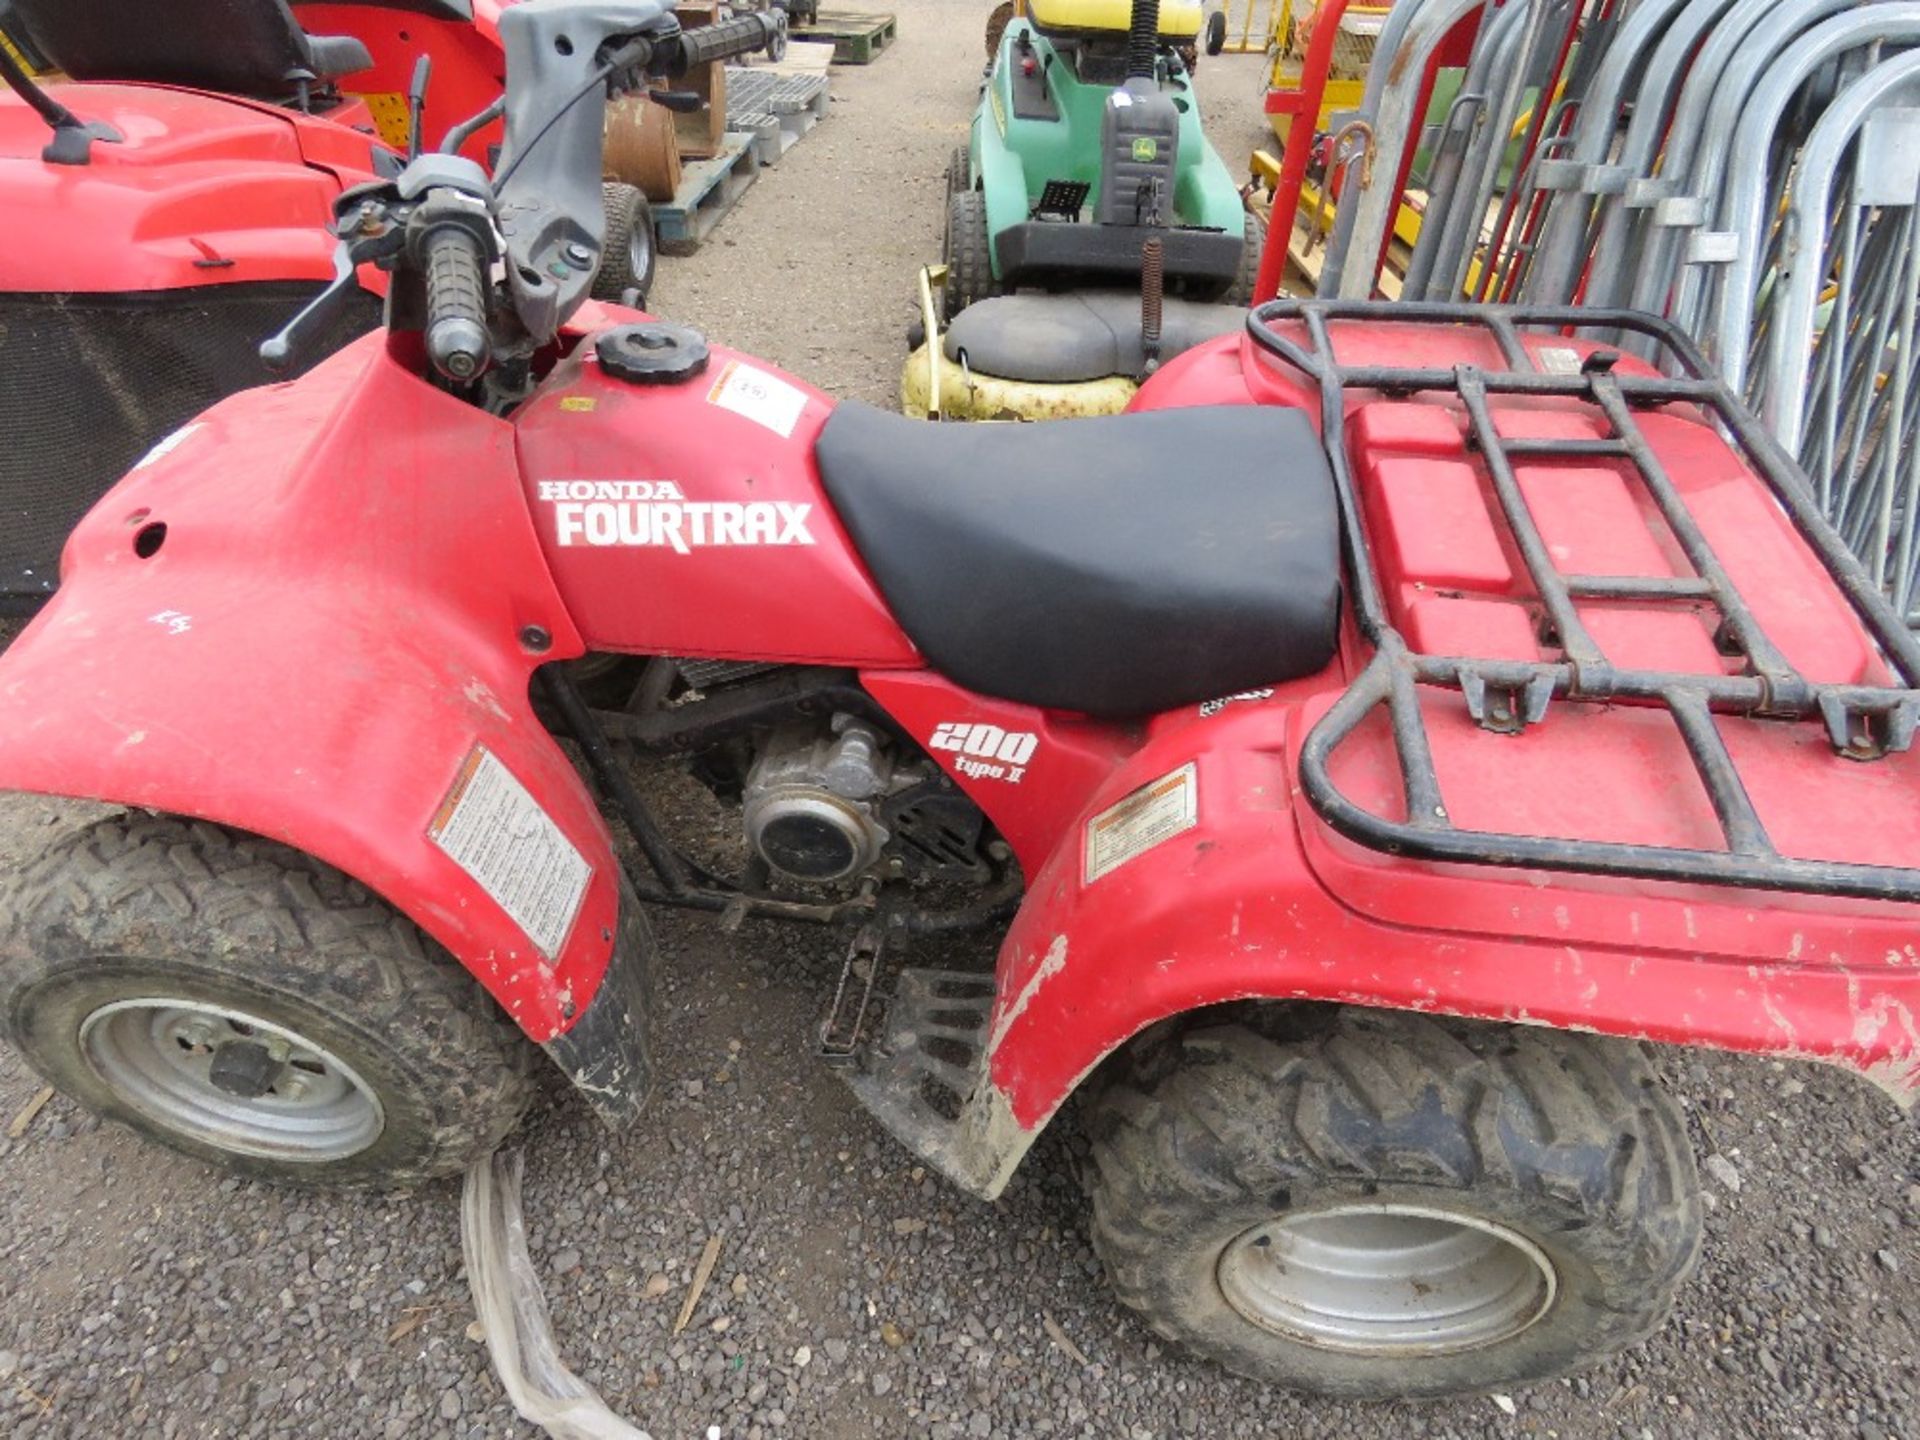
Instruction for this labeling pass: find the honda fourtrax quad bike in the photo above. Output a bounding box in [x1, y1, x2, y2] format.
[2, 0, 1918, 1402]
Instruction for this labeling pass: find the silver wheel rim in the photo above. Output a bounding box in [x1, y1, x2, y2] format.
[1217, 1203, 1557, 1355]
[628, 223, 652, 287]
[79, 998, 384, 1163]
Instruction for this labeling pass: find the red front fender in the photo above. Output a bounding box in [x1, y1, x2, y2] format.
[0, 338, 633, 1083]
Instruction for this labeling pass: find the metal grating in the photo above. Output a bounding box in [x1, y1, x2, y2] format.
[1256, 299, 1920, 903]
[1031, 178, 1090, 221]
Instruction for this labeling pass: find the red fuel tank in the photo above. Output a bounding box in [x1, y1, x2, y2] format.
[513, 331, 921, 666]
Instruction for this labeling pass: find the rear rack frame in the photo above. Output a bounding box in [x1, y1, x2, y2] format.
[1251, 299, 1920, 903]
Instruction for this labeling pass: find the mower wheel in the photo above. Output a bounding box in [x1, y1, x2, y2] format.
[1082, 1006, 1701, 1398]
[1224, 211, 1265, 307]
[947, 144, 973, 197]
[1205, 9, 1228, 55]
[0, 814, 536, 1190]
[985, 0, 1016, 57]
[943, 189, 997, 321]
[595, 182, 658, 307]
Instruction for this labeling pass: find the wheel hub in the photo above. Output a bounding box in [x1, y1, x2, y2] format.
[206, 1038, 282, 1099]
[79, 998, 385, 1163]
[1216, 1202, 1557, 1356]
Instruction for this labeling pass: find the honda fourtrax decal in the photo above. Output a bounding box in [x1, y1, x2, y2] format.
[539, 480, 816, 552]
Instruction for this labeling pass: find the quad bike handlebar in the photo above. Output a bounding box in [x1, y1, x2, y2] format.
[262, 0, 784, 378]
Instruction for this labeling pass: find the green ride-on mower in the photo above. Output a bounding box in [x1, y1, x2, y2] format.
[908, 0, 1264, 420]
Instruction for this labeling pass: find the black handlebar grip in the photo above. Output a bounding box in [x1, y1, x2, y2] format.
[422, 223, 491, 382]
[668, 13, 782, 73]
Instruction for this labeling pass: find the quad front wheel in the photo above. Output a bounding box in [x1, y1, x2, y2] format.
[0, 815, 535, 1189]
[1083, 1006, 1701, 1398]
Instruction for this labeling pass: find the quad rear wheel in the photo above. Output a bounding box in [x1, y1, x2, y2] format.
[1082, 1006, 1701, 1398]
[0, 815, 535, 1189]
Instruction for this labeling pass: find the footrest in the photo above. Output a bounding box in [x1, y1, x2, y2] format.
[839, 967, 995, 1181]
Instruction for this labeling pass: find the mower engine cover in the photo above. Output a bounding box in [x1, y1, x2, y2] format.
[1027, 0, 1202, 39]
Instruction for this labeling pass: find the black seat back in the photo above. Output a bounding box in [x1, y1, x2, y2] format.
[5, 0, 372, 98]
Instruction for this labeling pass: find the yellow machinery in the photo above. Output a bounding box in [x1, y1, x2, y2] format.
[1267, 0, 1392, 135]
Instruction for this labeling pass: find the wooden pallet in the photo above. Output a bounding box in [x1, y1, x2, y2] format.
[793, 10, 897, 64]
[725, 68, 831, 165]
[653, 135, 759, 253]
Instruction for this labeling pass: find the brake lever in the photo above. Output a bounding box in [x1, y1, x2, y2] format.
[259, 241, 360, 374]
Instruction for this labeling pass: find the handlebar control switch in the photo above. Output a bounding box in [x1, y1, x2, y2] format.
[595, 322, 711, 385]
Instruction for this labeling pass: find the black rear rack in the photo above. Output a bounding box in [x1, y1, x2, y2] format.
[1252, 299, 1920, 903]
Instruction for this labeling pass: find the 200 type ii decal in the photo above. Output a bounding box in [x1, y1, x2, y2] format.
[539, 480, 815, 552]
[929, 723, 1039, 783]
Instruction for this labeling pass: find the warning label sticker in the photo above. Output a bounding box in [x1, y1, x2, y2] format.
[1084, 763, 1199, 884]
[429, 746, 592, 961]
[706, 360, 809, 438]
[1536, 345, 1583, 376]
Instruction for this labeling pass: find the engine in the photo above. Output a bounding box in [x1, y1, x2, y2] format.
[740, 713, 994, 886]
[742, 716, 899, 882]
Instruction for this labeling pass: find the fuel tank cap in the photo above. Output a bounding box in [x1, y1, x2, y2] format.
[594, 323, 711, 385]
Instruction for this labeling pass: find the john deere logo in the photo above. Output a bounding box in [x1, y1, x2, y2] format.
[1131, 137, 1158, 163]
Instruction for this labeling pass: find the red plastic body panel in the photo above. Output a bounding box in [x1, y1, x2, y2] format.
[0, 83, 383, 291]
[858, 671, 1137, 875]
[0, 336, 615, 1045]
[295, 1, 509, 163]
[985, 696, 1920, 1146]
[513, 343, 921, 666]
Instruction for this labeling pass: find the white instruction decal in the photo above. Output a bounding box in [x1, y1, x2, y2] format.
[429, 746, 591, 961]
[537, 480, 815, 551]
[706, 359, 808, 438]
[929, 722, 1039, 784]
[1084, 763, 1198, 884]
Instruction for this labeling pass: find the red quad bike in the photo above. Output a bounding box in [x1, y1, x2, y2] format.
[2, 0, 1918, 1402]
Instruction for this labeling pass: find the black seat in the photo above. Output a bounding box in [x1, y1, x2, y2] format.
[7, 0, 373, 99]
[816, 403, 1342, 718]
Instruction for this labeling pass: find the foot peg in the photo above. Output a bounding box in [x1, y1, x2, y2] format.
[818, 924, 883, 1064]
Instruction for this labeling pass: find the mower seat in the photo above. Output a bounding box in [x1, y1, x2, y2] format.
[816, 402, 1341, 718]
[7, 0, 373, 99]
[1027, 0, 1203, 39]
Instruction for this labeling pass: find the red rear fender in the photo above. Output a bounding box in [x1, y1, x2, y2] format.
[0, 338, 629, 1065]
[947, 699, 1920, 1197]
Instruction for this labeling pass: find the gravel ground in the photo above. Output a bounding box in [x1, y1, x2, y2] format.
[3, 4, 1919, 1437]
